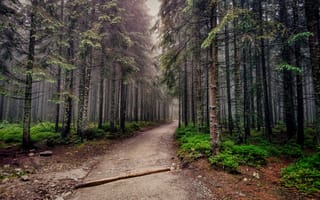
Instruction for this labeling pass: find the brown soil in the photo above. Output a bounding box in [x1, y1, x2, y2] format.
[184, 158, 319, 200]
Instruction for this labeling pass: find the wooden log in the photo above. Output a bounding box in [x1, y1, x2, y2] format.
[74, 167, 171, 189]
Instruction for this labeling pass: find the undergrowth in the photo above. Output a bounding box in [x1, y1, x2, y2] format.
[0, 121, 155, 147]
[176, 124, 319, 194]
[282, 148, 320, 194]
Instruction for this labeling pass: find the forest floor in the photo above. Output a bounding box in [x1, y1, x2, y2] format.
[0, 122, 317, 200]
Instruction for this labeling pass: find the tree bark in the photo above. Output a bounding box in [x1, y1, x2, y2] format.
[209, 3, 220, 155]
[23, 0, 37, 149]
[305, 0, 320, 144]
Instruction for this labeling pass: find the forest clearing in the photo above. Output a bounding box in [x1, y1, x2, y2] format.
[1, 0, 320, 199]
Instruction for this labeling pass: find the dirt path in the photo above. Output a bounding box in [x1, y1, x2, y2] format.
[69, 122, 215, 200]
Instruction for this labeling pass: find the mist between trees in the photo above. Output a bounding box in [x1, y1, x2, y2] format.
[0, 0, 177, 149]
[158, 0, 320, 151]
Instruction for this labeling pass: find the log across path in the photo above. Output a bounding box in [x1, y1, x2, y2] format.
[69, 122, 215, 200]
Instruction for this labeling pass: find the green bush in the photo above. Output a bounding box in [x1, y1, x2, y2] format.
[176, 125, 211, 160]
[0, 122, 58, 144]
[0, 123, 23, 143]
[209, 152, 239, 171]
[279, 143, 304, 158]
[282, 152, 320, 194]
[209, 140, 269, 170]
[233, 145, 268, 166]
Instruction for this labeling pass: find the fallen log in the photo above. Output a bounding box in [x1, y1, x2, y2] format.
[74, 167, 171, 189]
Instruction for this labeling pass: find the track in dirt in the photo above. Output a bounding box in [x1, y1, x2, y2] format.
[69, 122, 215, 200]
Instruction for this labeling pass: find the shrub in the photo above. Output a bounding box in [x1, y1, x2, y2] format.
[282, 152, 320, 194]
[209, 152, 239, 171]
[176, 125, 211, 160]
[279, 143, 304, 158]
[209, 140, 269, 170]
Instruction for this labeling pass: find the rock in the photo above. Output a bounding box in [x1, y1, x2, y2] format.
[40, 151, 53, 157]
[15, 168, 22, 172]
[243, 177, 248, 182]
[236, 192, 246, 197]
[20, 175, 30, 182]
[28, 153, 35, 157]
[62, 191, 72, 198]
[197, 175, 202, 178]
[253, 172, 260, 179]
[3, 164, 10, 169]
[2, 178, 9, 183]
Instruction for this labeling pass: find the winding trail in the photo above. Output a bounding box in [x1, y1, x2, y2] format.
[69, 122, 214, 200]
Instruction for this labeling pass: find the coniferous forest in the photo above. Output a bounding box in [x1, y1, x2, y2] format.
[0, 0, 320, 199]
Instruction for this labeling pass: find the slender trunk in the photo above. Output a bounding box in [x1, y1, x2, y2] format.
[305, 0, 320, 144]
[55, 0, 64, 132]
[225, 0, 233, 135]
[209, 4, 220, 155]
[110, 65, 116, 132]
[280, 0, 296, 140]
[178, 70, 181, 128]
[23, 0, 37, 149]
[184, 58, 188, 126]
[191, 59, 195, 125]
[233, 0, 241, 138]
[243, 45, 250, 141]
[98, 49, 105, 129]
[134, 85, 139, 122]
[119, 76, 127, 133]
[259, 1, 272, 140]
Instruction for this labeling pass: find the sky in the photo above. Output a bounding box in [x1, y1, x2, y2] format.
[146, 0, 161, 17]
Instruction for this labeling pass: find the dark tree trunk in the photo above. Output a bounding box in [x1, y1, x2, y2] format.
[184, 58, 188, 126]
[243, 45, 250, 141]
[110, 65, 116, 132]
[305, 0, 320, 144]
[119, 77, 127, 133]
[225, 0, 233, 135]
[55, 0, 64, 133]
[280, 0, 297, 140]
[98, 49, 105, 129]
[23, 0, 37, 149]
[259, 1, 272, 140]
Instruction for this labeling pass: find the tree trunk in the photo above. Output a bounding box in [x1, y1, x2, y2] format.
[23, 0, 37, 149]
[305, 0, 320, 144]
[119, 74, 127, 133]
[209, 4, 220, 155]
[224, 0, 233, 135]
[55, 0, 64, 133]
[110, 65, 116, 132]
[98, 49, 105, 129]
[258, 1, 272, 140]
[183, 58, 188, 126]
[232, 0, 242, 139]
[293, 0, 304, 146]
[280, 0, 297, 140]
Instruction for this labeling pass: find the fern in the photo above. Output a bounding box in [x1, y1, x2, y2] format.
[288, 32, 313, 46]
[276, 63, 303, 74]
[202, 9, 249, 49]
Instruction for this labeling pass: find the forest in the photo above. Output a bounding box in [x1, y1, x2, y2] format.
[0, 0, 320, 199]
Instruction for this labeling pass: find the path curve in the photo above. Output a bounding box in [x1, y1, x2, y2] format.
[69, 122, 214, 200]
